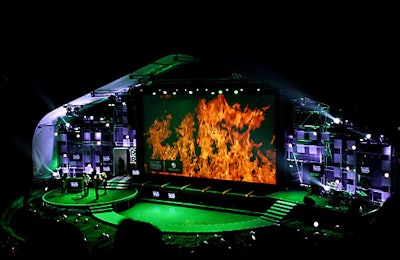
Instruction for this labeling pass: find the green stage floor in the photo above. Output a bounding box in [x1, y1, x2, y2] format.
[42, 188, 138, 207]
[96, 201, 273, 233]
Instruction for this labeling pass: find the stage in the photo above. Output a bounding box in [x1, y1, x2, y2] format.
[40, 178, 377, 234]
[1, 175, 381, 256]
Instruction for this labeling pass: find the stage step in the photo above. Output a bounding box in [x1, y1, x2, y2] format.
[105, 175, 134, 190]
[90, 204, 114, 213]
[261, 200, 298, 223]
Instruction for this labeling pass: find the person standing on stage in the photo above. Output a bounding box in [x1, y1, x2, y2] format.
[100, 172, 108, 195]
[118, 156, 125, 175]
[82, 172, 91, 197]
[93, 172, 101, 200]
[61, 172, 68, 195]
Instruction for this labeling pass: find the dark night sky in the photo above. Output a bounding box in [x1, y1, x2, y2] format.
[1, 6, 399, 199]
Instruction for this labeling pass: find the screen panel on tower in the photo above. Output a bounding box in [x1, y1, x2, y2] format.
[142, 92, 276, 185]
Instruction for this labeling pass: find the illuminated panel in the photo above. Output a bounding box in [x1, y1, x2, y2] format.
[142, 92, 276, 185]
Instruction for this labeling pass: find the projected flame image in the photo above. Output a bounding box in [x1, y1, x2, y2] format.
[143, 93, 276, 184]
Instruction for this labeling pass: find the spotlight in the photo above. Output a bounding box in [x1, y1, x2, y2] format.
[313, 221, 319, 228]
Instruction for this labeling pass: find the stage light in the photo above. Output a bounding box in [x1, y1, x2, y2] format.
[333, 117, 341, 124]
[313, 221, 319, 228]
[323, 185, 330, 192]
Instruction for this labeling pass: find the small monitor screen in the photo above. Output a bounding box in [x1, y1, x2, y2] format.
[360, 166, 370, 174]
[312, 164, 322, 172]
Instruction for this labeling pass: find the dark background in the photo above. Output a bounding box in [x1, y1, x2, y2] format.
[1, 6, 398, 204]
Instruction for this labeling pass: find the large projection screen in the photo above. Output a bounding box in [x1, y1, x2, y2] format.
[142, 92, 276, 185]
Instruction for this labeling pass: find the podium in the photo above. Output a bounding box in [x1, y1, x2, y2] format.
[67, 177, 83, 193]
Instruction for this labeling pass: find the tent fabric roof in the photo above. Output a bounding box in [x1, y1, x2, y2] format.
[32, 53, 198, 179]
[36, 54, 197, 128]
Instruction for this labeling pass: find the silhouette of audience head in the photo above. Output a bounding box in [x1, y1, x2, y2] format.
[22, 219, 88, 257]
[112, 218, 165, 257]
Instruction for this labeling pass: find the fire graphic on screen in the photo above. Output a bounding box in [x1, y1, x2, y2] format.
[144, 94, 276, 184]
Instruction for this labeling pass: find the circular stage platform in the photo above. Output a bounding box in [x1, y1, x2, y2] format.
[42, 187, 274, 234]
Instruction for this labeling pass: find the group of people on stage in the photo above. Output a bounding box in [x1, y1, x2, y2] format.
[82, 171, 108, 200]
[57, 159, 124, 199]
[60, 169, 108, 200]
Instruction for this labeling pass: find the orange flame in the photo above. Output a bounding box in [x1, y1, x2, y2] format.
[145, 94, 276, 184]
